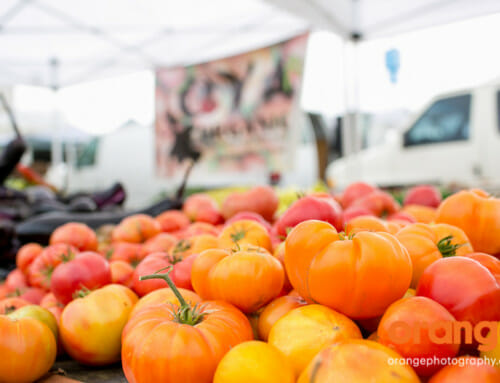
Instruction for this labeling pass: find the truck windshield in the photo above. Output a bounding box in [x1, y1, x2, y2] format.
[403, 94, 471, 146]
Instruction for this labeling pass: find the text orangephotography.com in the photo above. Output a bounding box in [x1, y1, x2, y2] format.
[388, 356, 499, 368]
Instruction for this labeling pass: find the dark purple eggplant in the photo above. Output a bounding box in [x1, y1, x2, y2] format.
[0, 186, 28, 201]
[15, 197, 182, 245]
[0, 219, 17, 267]
[68, 196, 98, 212]
[62, 182, 126, 209]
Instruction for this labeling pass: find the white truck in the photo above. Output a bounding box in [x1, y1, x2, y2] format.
[327, 80, 500, 191]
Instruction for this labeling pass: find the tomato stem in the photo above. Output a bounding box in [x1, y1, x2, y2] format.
[437, 235, 465, 257]
[140, 267, 207, 325]
[140, 266, 187, 307]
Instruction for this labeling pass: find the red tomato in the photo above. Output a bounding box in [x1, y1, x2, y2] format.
[461, 252, 500, 284]
[28, 244, 78, 290]
[51, 251, 112, 304]
[378, 296, 460, 376]
[16, 243, 43, 274]
[342, 205, 374, 224]
[106, 242, 144, 266]
[155, 210, 190, 233]
[274, 195, 343, 237]
[341, 182, 377, 208]
[140, 233, 177, 258]
[221, 186, 279, 222]
[8, 287, 46, 305]
[110, 260, 135, 288]
[183, 194, 224, 225]
[4, 269, 28, 292]
[404, 185, 442, 208]
[132, 252, 197, 296]
[350, 190, 400, 217]
[50, 222, 98, 251]
[428, 356, 500, 382]
[40, 292, 65, 323]
[0, 297, 30, 314]
[417, 257, 500, 328]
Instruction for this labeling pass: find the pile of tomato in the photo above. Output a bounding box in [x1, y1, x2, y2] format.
[1, 184, 499, 383]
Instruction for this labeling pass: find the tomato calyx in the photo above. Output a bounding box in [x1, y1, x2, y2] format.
[230, 228, 247, 244]
[3, 305, 17, 315]
[72, 286, 92, 300]
[172, 240, 191, 256]
[140, 266, 207, 326]
[338, 232, 355, 241]
[437, 235, 465, 257]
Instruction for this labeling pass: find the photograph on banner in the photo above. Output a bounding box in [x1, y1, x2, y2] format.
[155, 33, 309, 185]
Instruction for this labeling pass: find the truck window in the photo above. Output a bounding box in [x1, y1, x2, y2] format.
[404, 94, 471, 147]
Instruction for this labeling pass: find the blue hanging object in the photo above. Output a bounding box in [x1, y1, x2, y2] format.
[385, 49, 400, 83]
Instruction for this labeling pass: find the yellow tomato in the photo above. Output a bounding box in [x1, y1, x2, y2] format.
[214, 341, 295, 383]
[60, 284, 138, 365]
[268, 304, 362, 377]
[298, 339, 420, 383]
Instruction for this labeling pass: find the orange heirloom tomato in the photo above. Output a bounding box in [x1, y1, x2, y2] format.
[378, 296, 460, 376]
[60, 284, 138, 365]
[218, 220, 272, 252]
[345, 215, 393, 234]
[112, 214, 162, 243]
[50, 222, 98, 251]
[436, 189, 500, 255]
[462, 252, 500, 284]
[396, 223, 473, 287]
[213, 341, 295, 383]
[269, 304, 362, 377]
[122, 270, 253, 383]
[403, 204, 438, 223]
[298, 340, 420, 383]
[285, 220, 412, 318]
[0, 315, 57, 383]
[191, 247, 284, 314]
[428, 356, 500, 382]
[257, 293, 308, 341]
[272, 242, 292, 294]
[171, 234, 219, 259]
[130, 287, 201, 319]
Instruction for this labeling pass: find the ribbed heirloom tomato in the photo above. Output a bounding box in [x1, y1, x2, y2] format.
[112, 214, 162, 243]
[191, 246, 284, 313]
[122, 268, 253, 383]
[218, 220, 272, 252]
[436, 189, 500, 255]
[15, 243, 43, 274]
[0, 315, 57, 383]
[285, 220, 412, 318]
[396, 223, 473, 287]
[28, 244, 78, 290]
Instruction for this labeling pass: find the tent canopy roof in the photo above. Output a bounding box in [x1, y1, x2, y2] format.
[266, 0, 500, 40]
[1, 0, 500, 88]
[0, 0, 306, 87]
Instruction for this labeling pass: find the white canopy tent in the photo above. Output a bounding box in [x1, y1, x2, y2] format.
[0, 0, 306, 88]
[2, 0, 500, 180]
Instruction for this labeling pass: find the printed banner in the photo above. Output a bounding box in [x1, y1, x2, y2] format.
[155, 33, 308, 183]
